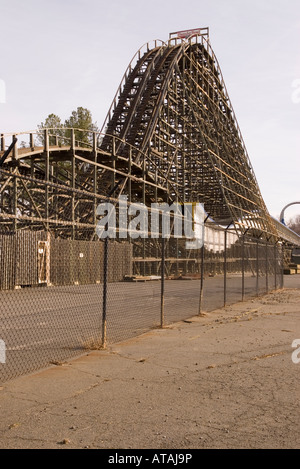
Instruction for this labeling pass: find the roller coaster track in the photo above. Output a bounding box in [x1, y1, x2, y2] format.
[0, 30, 299, 248]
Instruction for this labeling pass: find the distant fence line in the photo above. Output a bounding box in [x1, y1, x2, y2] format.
[0, 227, 281, 290]
[0, 231, 132, 290]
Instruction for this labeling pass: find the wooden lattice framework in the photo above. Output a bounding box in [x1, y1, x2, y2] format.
[1, 30, 300, 254]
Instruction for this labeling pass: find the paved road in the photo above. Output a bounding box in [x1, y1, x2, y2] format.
[0, 273, 281, 383]
[0, 278, 299, 449]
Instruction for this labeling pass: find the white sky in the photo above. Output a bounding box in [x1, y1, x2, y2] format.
[0, 0, 299, 221]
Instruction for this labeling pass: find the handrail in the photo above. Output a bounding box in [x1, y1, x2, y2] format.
[0, 128, 151, 165]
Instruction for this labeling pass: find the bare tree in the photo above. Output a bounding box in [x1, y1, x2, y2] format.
[287, 215, 300, 235]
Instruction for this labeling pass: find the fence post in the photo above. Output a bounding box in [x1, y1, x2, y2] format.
[101, 180, 123, 348]
[266, 240, 269, 293]
[224, 229, 227, 307]
[160, 236, 165, 327]
[198, 215, 209, 314]
[281, 243, 285, 289]
[256, 239, 259, 296]
[102, 236, 108, 348]
[274, 243, 277, 290]
[198, 243, 205, 315]
[242, 235, 245, 301]
[222, 223, 233, 308]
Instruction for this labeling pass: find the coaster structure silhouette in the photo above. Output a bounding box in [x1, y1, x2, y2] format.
[0, 28, 299, 250]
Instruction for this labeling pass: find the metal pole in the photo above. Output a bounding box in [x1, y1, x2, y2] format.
[161, 236, 165, 328]
[256, 240, 259, 297]
[223, 222, 232, 307]
[224, 229, 227, 307]
[266, 241, 269, 293]
[242, 235, 245, 301]
[101, 177, 124, 348]
[198, 243, 205, 314]
[281, 243, 285, 289]
[199, 216, 209, 314]
[274, 243, 277, 291]
[102, 237, 108, 348]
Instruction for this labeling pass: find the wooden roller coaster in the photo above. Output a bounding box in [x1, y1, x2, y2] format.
[0, 28, 299, 256]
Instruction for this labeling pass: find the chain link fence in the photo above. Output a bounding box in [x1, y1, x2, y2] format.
[0, 218, 284, 384]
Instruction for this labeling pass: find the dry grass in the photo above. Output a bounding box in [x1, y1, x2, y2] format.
[80, 336, 104, 351]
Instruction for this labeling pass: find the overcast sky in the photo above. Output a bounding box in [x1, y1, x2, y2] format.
[0, 0, 299, 221]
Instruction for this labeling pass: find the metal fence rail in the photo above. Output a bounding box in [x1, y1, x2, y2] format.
[0, 222, 284, 384]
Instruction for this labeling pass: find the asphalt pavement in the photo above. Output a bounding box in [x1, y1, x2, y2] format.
[0, 275, 299, 449]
